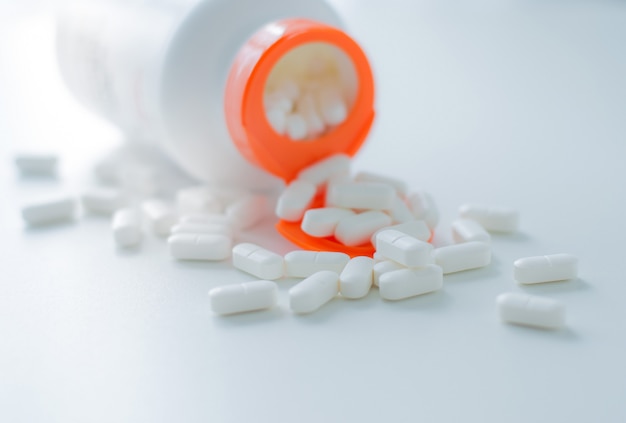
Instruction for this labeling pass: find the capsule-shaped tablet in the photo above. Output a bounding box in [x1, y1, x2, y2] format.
[301, 207, 355, 238]
[284, 250, 350, 278]
[285, 113, 308, 140]
[514, 254, 578, 284]
[406, 191, 439, 229]
[388, 196, 414, 224]
[334, 211, 392, 247]
[14, 153, 58, 176]
[21, 195, 76, 225]
[170, 222, 232, 238]
[226, 194, 271, 230]
[176, 186, 222, 214]
[318, 89, 348, 126]
[142, 199, 177, 236]
[433, 241, 491, 274]
[297, 154, 351, 187]
[168, 233, 231, 261]
[339, 256, 374, 299]
[209, 280, 278, 315]
[497, 292, 565, 330]
[371, 220, 431, 247]
[111, 208, 142, 247]
[379, 265, 443, 301]
[232, 243, 284, 280]
[459, 204, 519, 233]
[326, 182, 395, 211]
[298, 93, 325, 137]
[451, 218, 491, 244]
[275, 180, 316, 222]
[289, 270, 339, 313]
[354, 171, 408, 196]
[81, 188, 126, 215]
[375, 229, 433, 267]
[373, 260, 405, 287]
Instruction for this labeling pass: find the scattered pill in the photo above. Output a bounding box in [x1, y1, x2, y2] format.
[514, 254, 578, 284]
[14, 153, 58, 176]
[209, 280, 278, 315]
[371, 220, 431, 247]
[296, 154, 351, 187]
[406, 191, 439, 230]
[21, 195, 76, 225]
[335, 211, 393, 247]
[301, 207, 356, 238]
[284, 250, 350, 278]
[373, 260, 405, 287]
[81, 188, 126, 215]
[339, 256, 374, 299]
[379, 265, 443, 301]
[459, 204, 519, 233]
[388, 196, 414, 224]
[375, 229, 433, 267]
[226, 194, 271, 230]
[232, 243, 284, 280]
[142, 199, 177, 236]
[326, 182, 395, 211]
[451, 218, 491, 244]
[433, 241, 491, 274]
[111, 208, 142, 247]
[168, 233, 231, 261]
[497, 292, 565, 330]
[289, 270, 339, 313]
[275, 180, 316, 222]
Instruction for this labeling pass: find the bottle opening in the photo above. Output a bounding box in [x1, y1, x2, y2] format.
[263, 42, 359, 142]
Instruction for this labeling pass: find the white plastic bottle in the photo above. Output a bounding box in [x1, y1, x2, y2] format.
[56, 0, 375, 190]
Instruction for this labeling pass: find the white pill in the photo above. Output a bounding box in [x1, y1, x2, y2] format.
[297, 154, 351, 187]
[459, 204, 519, 233]
[266, 107, 288, 135]
[264, 92, 293, 113]
[284, 250, 350, 278]
[339, 256, 374, 299]
[326, 182, 395, 211]
[81, 188, 126, 215]
[379, 265, 443, 301]
[209, 280, 278, 315]
[335, 211, 393, 247]
[371, 220, 431, 247]
[21, 195, 76, 225]
[289, 270, 339, 313]
[375, 229, 433, 267]
[176, 186, 222, 214]
[373, 260, 405, 287]
[232, 243, 284, 280]
[406, 191, 439, 229]
[354, 171, 408, 196]
[14, 153, 58, 175]
[142, 199, 177, 236]
[111, 208, 141, 247]
[275, 180, 316, 222]
[318, 89, 348, 126]
[433, 241, 491, 274]
[298, 93, 325, 137]
[168, 233, 231, 261]
[301, 207, 355, 238]
[514, 254, 578, 285]
[451, 218, 491, 244]
[226, 194, 270, 230]
[373, 252, 386, 263]
[275, 78, 300, 101]
[170, 222, 232, 238]
[497, 292, 565, 330]
[285, 113, 308, 140]
[389, 196, 414, 224]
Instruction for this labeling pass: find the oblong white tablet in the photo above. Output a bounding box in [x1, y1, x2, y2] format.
[111, 208, 141, 247]
[15, 153, 58, 175]
[334, 211, 392, 247]
[168, 233, 231, 261]
[379, 265, 443, 300]
[451, 218, 491, 244]
[433, 241, 491, 274]
[389, 196, 414, 224]
[326, 182, 395, 211]
[301, 207, 355, 238]
[284, 250, 350, 278]
[406, 191, 439, 229]
[142, 199, 177, 236]
[371, 220, 431, 247]
[297, 154, 351, 187]
[497, 292, 565, 330]
[275, 180, 316, 222]
[209, 280, 278, 315]
[373, 260, 405, 287]
[375, 229, 433, 267]
[81, 188, 126, 215]
[21, 195, 76, 225]
[514, 254, 578, 284]
[289, 270, 339, 313]
[459, 204, 519, 233]
[339, 256, 374, 299]
[232, 243, 284, 280]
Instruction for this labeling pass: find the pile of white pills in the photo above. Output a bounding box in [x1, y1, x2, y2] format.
[15, 150, 581, 331]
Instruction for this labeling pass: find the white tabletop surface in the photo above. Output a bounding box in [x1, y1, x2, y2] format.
[1, 1, 626, 422]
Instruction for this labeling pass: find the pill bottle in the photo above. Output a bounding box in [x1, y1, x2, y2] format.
[56, 0, 375, 193]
